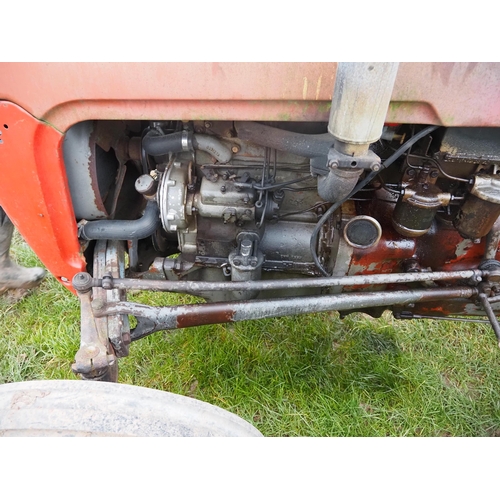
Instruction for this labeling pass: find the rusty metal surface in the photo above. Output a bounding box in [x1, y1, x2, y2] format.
[72, 240, 130, 380]
[92, 240, 130, 359]
[95, 286, 477, 340]
[485, 218, 500, 260]
[81, 269, 484, 294]
[72, 289, 114, 379]
[347, 222, 499, 281]
[1, 63, 500, 130]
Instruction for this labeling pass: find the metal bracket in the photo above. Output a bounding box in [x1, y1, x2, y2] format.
[71, 240, 131, 381]
[72, 288, 116, 380]
[327, 148, 381, 172]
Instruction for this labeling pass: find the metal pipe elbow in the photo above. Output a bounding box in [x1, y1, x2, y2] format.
[192, 134, 233, 163]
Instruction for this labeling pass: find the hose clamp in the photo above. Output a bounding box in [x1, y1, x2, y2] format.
[181, 131, 190, 151]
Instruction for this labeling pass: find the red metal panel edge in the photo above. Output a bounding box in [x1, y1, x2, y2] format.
[2, 63, 500, 130]
[0, 101, 85, 292]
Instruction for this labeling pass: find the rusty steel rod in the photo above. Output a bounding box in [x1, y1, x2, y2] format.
[94, 286, 477, 341]
[91, 269, 484, 294]
[478, 293, 500, 347]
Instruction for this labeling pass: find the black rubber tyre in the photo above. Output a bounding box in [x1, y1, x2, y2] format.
[0, 380, 263, 437]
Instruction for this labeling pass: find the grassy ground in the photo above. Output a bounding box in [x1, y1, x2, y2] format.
[1, 232, 500, 436]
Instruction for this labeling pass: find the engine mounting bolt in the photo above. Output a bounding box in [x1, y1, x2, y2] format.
[372, 164, 381, 172]
[204, 121, 213, 129]
[232, 145, 240, 154]
[220, 185, 227, 193]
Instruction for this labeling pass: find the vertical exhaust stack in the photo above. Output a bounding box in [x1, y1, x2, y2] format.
[317, 62, 399, 202]
[329, 62, 400, 156]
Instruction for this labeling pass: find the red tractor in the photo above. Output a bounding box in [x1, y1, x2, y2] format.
[1, 62, 499, 435]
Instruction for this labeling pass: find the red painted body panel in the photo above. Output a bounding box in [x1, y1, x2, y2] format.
[0, 63, 499, 131]
[0, 102, 85, 291]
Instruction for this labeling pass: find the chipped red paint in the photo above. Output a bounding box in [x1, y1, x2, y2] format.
[415, 226, 487, 271]
[410, 301, 475, 317]
[345, 221, 497, 315]
[349, 223, 497, 278]
[349, 226, 416, 276]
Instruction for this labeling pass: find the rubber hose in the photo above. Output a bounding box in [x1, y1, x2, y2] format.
[142, 130, 232, 163]
[235, 121, 334, 158]
[142, 131, 188, 157]
[79, 201, 160, 241]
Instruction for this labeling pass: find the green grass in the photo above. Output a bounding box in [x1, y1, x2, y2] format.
[2, 232, 500, 436]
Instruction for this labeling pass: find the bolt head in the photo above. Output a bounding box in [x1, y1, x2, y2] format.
[92, 298, 105, 310]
